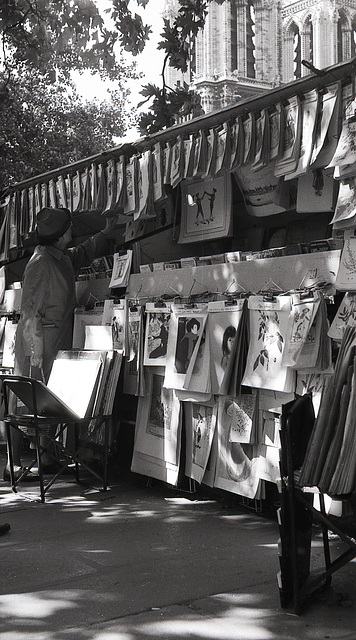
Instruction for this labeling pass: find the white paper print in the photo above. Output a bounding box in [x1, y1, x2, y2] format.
[242, 296, 295, 392]
[328, 292, 356, 340]
[164, 305, 208, 391]
[218, 393, 256, 445]
[184, 402, 217, 483]
[335, 231, 356, 290]
[214, 409, 262, 499]
[102, 299, 126, 354]
[282, 293, 320, 366]
[109, 250, 133, 289]
[207, 300, 245, 394]
[143, 303, 171, 366]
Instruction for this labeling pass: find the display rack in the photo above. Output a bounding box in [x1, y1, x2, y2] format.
[278, 394, 356, 614]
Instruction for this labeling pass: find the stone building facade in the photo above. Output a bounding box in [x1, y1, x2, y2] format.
[164, 0, 356, 113]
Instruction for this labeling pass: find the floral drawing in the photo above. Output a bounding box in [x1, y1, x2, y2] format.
[253, 310, 284, 371]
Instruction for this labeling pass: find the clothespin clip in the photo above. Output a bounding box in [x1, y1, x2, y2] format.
[259, 278, 283, 302]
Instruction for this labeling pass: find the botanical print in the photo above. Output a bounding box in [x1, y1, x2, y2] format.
[143, 303, 171, 366]
[328, 292, 356, 340]
[218, 393, 256, 445]
[285, 89, 319, 179]
[310, 82, 340, 168]
[184, 401, 217, 483]
[335, 231, 356, 290]
[330, 178, 356, 225]
[282, 293, 320, 366]
[242, 296, 295, 392]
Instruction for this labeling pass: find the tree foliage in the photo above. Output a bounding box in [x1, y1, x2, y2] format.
[0, 0, 140, 188]
[0, 0, 226, 188]
[108, 0, 225, 135]
[0, 64, 136, 190]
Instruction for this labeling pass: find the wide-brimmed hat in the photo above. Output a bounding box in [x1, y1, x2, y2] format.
[36, 207, 72, 241]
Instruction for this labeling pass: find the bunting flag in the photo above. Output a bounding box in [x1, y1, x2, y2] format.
[183, 135, 194, 179]
[41, 183, 48, 209]
[34, 183, 42, 214]
[251, 108, 270, 171]
[163, 141, 172, 184]
[202, 128, 216, 178]
[242, 112, 255, 164]
[214, 121, 230, 176]
[136, 150, 155, 220]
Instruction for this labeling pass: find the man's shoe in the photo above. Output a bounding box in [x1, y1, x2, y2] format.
[3, 466, 39, 483]
[0, 523, 10, 536]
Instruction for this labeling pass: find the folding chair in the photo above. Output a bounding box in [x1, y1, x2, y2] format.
[0, 374, 109, 502]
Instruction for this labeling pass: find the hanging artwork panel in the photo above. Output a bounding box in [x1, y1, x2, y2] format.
[214, 407, 262, 499]
[124, 156, 139, 215]
[335, 230, 356, 290]
[164, 304, 208, 391]
[131, 372, 181, 485]
[152, 142, 164, 201]
[178, 174, 232, 244]
[109, 250, 133, 289]
[218, 392, 257, 445]
[102, 298, 126, 353]
[242, 295, 295, 392]
[328, 292, 356, 340]
[274, 95, 302, 177]
[184, 401, 218, 483]
[207, 299, 245, 394]
[285, 89, 319, 180]
[143, 302, 171, 366]
[310, 82, 341, 169]
[297, 169, 337, 214]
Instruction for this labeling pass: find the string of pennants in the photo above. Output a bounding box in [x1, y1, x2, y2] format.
[1, 76, 356, 261]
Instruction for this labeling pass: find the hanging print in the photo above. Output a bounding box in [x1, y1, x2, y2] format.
[164, 304, 208, 391]
[242, 295, 295, 392]
[179, 174, 232, 243]
[207, 299, 245, 394]
[184, 401, 218, 483]
[143, 303, 171, 366]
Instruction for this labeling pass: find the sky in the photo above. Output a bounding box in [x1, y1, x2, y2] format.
[72, 0, 167, 141]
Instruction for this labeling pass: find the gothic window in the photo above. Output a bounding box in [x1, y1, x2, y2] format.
[352, 15, 356, 58]
[246, 0, 256, 78]
[337, 10, 349, 62]
[303, 15, 313, 67]
[291, 22, 301, 79]
[231, 2, 238, 72]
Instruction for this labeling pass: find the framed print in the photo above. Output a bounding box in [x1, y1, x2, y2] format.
[178, 174, 232, 244]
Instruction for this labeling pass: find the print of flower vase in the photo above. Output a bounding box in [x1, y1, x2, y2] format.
[253, 311, 284, 372]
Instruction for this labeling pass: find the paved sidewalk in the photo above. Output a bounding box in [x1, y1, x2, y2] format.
[0, 460, 355, 640]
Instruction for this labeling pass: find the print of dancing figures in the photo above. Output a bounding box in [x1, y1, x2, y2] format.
[189, 187, 217, 225]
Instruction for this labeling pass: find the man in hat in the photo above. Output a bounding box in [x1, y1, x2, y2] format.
[3, 207, 116, 481]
